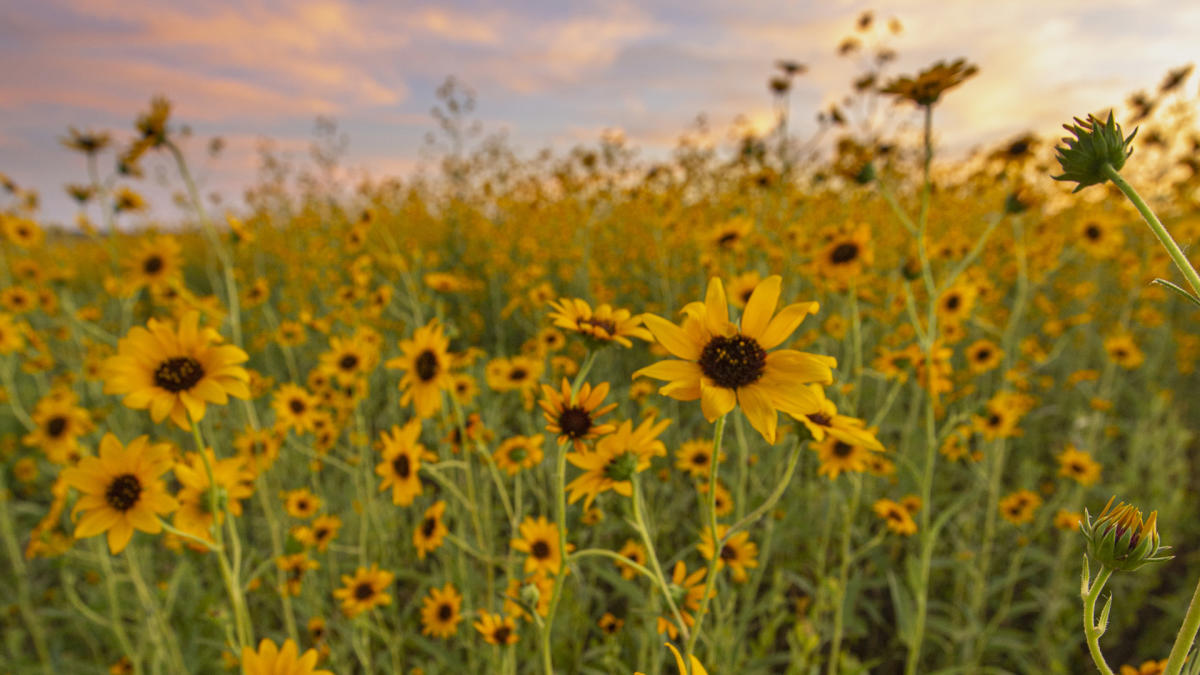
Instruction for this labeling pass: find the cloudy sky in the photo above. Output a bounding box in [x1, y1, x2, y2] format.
[2, 0, 1198, 225]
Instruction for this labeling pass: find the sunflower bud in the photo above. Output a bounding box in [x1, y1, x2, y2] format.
[1079, 497, 1172, 572]
[1052, 112, 1137, 193]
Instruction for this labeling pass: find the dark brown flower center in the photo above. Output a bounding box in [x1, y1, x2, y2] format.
[509, 368, 528, 382]
[944, 295, 961, 311]
[720, 544, 737, 561]
[154, 357, 205, 393]
[974, 348, 992, 361]
[698, 335, 766, 389]
[531, 540, 552, 559]
[421, 517, 437, 537]
[1084, 224, 1101, 241]
[339, 354, 359, 371]
[354, 582, 374, 600]
[143, 255, 164, 275]
[829, 242, 859, 264]
[579, 317, 617, 336]
[105, 474, 142, 511]
[46, 416, 68, 437]
[415, 350, 439, 381]
[807, 412, 832, 427]
[691, 451, 709, 465]
[832, 441, 853, 458]
[493, 626, 512, 643]
[558, 406, 592, 438]
[392, 454, 412, 478]
[438, 603, 453, 621]
[289, 398, 306, 414]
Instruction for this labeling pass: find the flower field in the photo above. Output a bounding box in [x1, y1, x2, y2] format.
[4, 35, 1200, 675]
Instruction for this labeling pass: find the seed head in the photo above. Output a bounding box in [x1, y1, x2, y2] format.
[1052, 112, 1137, 193]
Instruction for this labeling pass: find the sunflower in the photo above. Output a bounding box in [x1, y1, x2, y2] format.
[1105, 333, 1144, 369]
[61, 433, 179, 554]
[873, 499, 918, 536]
[385, 320, 454, 419]
[318, 334, 377, 386]
[565, 416, 670, 509]
[284, 488, 321, 519]
[276, 320, 307, 347]
[814, 223, 874, 285]
[598, 612, 624, 635]
[546, 298, 653, 348]
[674, 439, 726, 479]
[880, 58, 978, 107]
[172, 450, 254, 544]
[697, 480, 733, 517]
[293, 514, 341, 552]
[1057, 444, 1101, 486]
[23, 394, 93, 465]
[420, 582, 463, 639]
[964, 339, 1004, 374]
[277, 552, 319, 596]
[511, 515, 572, 576]
[375, 420, 433, 507]
[791, 384, 884, 450]
[936, 283, 977, 325]
[616, 539, 648, 580]
[813, 436, 876, 479]
[240, 638, 332, 675]
[475, 611, 519, 645]
[539, 379, 617, 451]
[124, 235, 182, 292]
[2, 216, 44, 248]
[334, 565, 394, 617]
[1076, 219, 1124, 259]
[493, 435, 545, 475]
[704, 215, 753, 252]
[1054, 509, 1084, 531]
[233, 427, 282, 474]
[414, 500, 448, 560]
[635, 276, 835, 444]
[697, 524, 759, 583]
[999, 490, 1041, 525]
[103, 311, 250, 430]
[485, 355, 545, 393]
[656, 560, 711, 640]
[272, 384, 320, 434]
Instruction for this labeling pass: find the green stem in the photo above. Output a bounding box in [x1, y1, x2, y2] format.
[828, 473, 863, 675]
[685, 414, 727, 665]
[1082, 563, 1115, 675]
[1164, 575, 1200, 674]
[630, 478, 690, 643]
[1102, 163, 1200, 300]
[0, 480, 52, 673]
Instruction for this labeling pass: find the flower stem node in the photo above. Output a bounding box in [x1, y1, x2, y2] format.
[1052, 112, 1137, 193]
[1080, 497, 1172, 572]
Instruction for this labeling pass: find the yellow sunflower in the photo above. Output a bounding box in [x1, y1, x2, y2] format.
[271, 384, 320, 434]
[124, 235, 182, 292]
[375, 420, 433, 507]
[414, 500, 448, 560]
[697, 524, 759, 583]
[539, 379, 617, 451]
[23, 394, 94, 465]
[791, 384, 883, 450]
[873, 499, 918, 536]
[420, 582, 463, 639]
[565, 416, 670, 509]
[104, 311, 250, 430]
[172, 450, 254, 545]
[241, 638, 332, 675]
[493, 434, 545, 475]
[474, 611, 519, 645]
[385, 319, 454, 419]
[277, 552, 319, 596]
[61, 433, 179, 554]
[635, 276, 834, 443]
[334, 565, 395, 617]
[546, 298, 653, 348]
[510, 515, 572, 576]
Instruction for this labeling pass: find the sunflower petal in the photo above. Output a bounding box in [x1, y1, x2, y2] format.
[641, 315, 702, 360]
[759, 301, 820, 350]
[699, 382, 737, 421]
[740, 275, 781, 340]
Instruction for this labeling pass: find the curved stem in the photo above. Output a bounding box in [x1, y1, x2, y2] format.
[685, 414, 727, 665]
[1102, 163, 1200, 300]
[631, 477, 690, 643]
[1082, 564, 1115, 675]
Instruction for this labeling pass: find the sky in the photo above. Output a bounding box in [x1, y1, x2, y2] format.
[2, 0, 1199, 226]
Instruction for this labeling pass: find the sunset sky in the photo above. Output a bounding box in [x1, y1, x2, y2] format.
[3, 0, 1198, 226]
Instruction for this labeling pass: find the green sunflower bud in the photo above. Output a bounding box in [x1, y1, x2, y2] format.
[1079, 496, 1172, 572]
[1052, 112, 1137, 193]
